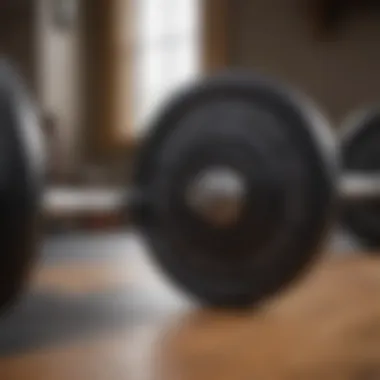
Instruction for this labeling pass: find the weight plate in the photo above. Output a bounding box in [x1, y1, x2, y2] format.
[0, 60, 45, 312]
[340, 106, 380, 247]
[133, 72, 337, 308]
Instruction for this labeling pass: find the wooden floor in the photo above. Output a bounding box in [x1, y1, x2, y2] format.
[0, 233, 380, 379]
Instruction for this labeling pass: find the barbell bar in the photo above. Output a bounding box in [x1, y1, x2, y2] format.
[43, 173, 380, 219]
[44, 187, 131, 216]
[340, 174, 380, 200]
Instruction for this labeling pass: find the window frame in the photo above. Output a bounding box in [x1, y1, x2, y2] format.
[82, 0, 232, 157]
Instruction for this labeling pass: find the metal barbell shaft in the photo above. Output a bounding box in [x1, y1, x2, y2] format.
[42, 172, 380, 217]
[44, 187, 130, 216]
[340, 173, 380, 200]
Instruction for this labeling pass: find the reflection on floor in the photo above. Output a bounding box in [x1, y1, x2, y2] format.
[0, 230, 379, 380]
[0, 231, 190, 356]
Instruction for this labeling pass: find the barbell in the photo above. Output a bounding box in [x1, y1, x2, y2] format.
[1, 59, 380, 311]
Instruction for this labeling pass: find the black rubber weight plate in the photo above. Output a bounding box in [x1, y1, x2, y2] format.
[133, 72, 337, 308]
[341, 108, 380, 248]
[0, 60, 45, 312]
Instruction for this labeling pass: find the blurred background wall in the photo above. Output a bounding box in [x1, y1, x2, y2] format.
[36, 0, 83, 181]
[0, 1, 36, 93]
[0, 0, 380, 184]
[231, 0, 380, 123]
[0, 0, 82, 182]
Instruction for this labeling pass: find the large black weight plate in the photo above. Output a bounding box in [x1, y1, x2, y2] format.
[133, 72, 337, 308]
[0, 60, 45, 312]
[341, 107, 380, 247]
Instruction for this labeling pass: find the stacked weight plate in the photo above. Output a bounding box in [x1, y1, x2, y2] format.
[133, 73, 338, 307]
[340, 107, 380, 248]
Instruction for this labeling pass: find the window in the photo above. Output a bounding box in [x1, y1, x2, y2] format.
[117, 0, 202, 139]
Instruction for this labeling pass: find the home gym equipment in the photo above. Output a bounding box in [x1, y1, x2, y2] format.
[1, 59, 380, 310]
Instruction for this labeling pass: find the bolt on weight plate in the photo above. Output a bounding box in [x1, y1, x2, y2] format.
[0, 60, 45, 312]
[340, 106, 380, 248]
[132, 72, 338, 308]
